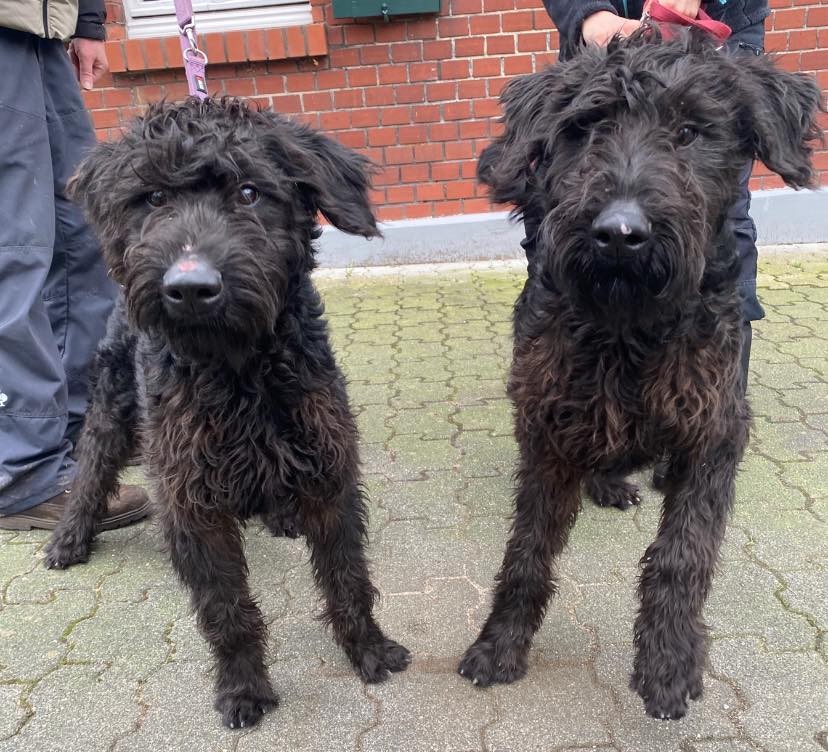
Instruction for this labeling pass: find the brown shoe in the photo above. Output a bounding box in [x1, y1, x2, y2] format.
[0, 485, 150, 531]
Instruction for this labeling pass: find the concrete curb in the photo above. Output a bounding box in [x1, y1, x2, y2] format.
[316, 188, 828, 269]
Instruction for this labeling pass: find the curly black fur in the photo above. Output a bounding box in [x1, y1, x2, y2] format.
[460, 29, 822, 720]
[43, 98, 410, 729]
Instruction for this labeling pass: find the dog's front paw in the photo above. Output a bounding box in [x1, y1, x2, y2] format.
[261, 509, 301, 539]
[216, 688, 279, 729]
[586, 473, 641, 510]
[43, 530, 93, 569]
[630, 668, 703, 720]
[458, 638, 528, 687]
[350, 638, 411, 683]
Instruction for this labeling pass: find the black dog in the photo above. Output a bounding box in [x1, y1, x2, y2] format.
[44, 98, 410, 728]
[459, 30, 822, 719]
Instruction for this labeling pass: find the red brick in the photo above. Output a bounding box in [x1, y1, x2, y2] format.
[142, 39, 165, 69]
[459, 120, 489, 139]
[444, 100, 472, 120]
[319, 110, 352, 130]
[505, 54, 534, 74]
[303, 91, 333, 110]
[429, 122, 459, 141]
[124, 39, 144, 71]
[533, 10, 555, 29]
[401, 164, 430, 182]
[406, 19, 440, 39]
[416, 183, 445, 201]
[518, 32, 550, 52]
[432, 162, 461, 180]
[460, 161, 478, 178]
[446, 180, 477, 199]
[459, 79, 487, 98]
[381, 106, 413, 125]
[502, 11, 534, 31]
[484, 0, 513, 9]
[805, 6, 828, 26]
[379, 65, 408, 84]
[284, 72, 315, 92]
[438, 16, 471, 37]
[378, 205, 407, 221]
[474, 98, 501, 117]
[390, 42, 423, 63]
[427, 82, 457, 102]
[423, 40, 454, 60]
[488, 77, 510, 96]
[800, 49, 828, 70]
[335, 88, 365, 108]
[266, 28, 287, 60]
[224, 31, 246, 63]
[788, 29, 817, 49]
[82, 89, 104, 109]
[204, 34, 227, 65]
[386, 186, 416, 204]
[414, 143, 444, 162]
[246, 29, 266, 61]
[352, 109, 381, 127]
[455, 37, 485, 56]
[764, 31, 788, 52]
[285, 26, 306, 57]
[318, 69, 347, 89]
[103, 88, 132, 107]
[91, 108, 120, 128]
[473, 58, 502, 77]
[257, 75, 285, 95]
[398, 125, 429, 144]
[374, 166, 401, 186]
[463, 197, 493, 213]
[326, 25, 345, 46]
[349, 68, 378, 87]
[369, 127, 399, 146]
[470, 15, 500, 34]
[487, 36, 516, 55]
[338, 130, 367, 149]
[410, 62, 439, 81]
[272, 94, 302, 112]
[450, 0, 482, 12]
[440, 59, 471, 79]
[306, 24, 328, 55]
[223, 77, 256, 97]
[361, 44, 391, 65]
[385, 145, 415, 165]
[412, 104, 441, 122]
[344, 25, 375, 45]
[365, 87, 396, 106]
[434, 200, 462, 215]
[396, 84, 426, 103]
[375, 23, 408, 42]
[445, 142, 474, 159]
[772, 8, 806, 29]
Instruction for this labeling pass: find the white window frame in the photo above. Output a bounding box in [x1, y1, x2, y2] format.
[123, 0, 312, 39]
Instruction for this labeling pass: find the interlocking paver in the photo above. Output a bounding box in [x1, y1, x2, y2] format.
[2, 252, 827, 751]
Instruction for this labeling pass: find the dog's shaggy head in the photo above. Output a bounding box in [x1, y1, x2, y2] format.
[69, 97, 379, 359]
[479, 28, 822, 315]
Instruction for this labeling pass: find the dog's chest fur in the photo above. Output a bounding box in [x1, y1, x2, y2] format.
[137, 335, 356, 518]
[509, 285, 744, 469]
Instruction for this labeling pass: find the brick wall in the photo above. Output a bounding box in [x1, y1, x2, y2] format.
[92, 1, 827, 222]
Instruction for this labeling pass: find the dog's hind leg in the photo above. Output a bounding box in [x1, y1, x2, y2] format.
[163, 510, 277, 729]
[304, 485, 411, 682]
[630, 432, 746, 720]
[458, 459, 581, 686]
[44, 307, 140, 569]
[585, 471, 641, 510]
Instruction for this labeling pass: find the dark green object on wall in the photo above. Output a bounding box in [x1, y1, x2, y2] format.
[331, 0, 440, 19]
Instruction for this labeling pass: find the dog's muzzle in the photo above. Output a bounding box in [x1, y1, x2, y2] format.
[162, 253, 223, 319]
[591, 200, 652, 260]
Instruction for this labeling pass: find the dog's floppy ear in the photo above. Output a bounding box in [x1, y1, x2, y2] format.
[735, 54, 824, 188]
[261, 115, 380, 238]
[478, 66, 569, 216]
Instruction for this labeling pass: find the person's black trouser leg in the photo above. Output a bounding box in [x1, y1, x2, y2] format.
[0, 29, 115, 516]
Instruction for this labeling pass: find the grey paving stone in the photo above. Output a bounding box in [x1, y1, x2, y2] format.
[363, 672, 495, 752]
[709, 637, 828, 752]
[485, 665, 613, 751]
[379, 472, 467, 528]
[0, 590, 95, 681]
[778, 563, 828, 630]
[0, 665, 139, 752]
[0, 685, 25, 740]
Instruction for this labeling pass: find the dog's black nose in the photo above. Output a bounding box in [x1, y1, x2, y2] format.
[162, 255, 223, 316]
[591, 201, 651, 257]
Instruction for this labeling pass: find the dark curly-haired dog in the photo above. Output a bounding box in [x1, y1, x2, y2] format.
[43, 98, 410, 728]
[458, 29, 822, 719]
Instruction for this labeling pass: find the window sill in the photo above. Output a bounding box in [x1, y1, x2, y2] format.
[106, 24, 328, 73]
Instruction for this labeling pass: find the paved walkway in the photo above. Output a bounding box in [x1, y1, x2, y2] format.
[1, 253, 826, 752]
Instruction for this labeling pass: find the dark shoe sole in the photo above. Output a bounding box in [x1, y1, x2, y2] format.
[0, 502, 150, 532]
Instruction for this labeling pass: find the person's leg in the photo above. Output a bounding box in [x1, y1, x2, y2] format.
[0, 28, 75, 516]
[40, 35, 117, 444]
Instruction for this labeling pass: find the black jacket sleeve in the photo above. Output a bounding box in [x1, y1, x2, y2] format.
[544, 0, 622, 59]
[74, 0, 107, 40]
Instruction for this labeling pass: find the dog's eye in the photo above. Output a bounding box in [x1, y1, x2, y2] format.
[147, 190, 167, 207]
[239, 184, 259, 206]
[676, 126, 698, 147]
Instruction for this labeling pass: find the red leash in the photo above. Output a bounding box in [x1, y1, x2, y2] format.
[645, 0, 732, 42]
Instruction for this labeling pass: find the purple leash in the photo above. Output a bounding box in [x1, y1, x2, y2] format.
[173, 0, 209, 99]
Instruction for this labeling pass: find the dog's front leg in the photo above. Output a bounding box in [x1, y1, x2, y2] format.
[458, 459, 581, 686]
[163, 510, 277, 729]
[631, 439, 744, 720]
[304, 486, 411, 682]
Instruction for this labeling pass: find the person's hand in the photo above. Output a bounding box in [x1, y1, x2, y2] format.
[643, 0, 702, 18]
[582, 11, 642, 46]
[68, 38, 108, 90]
